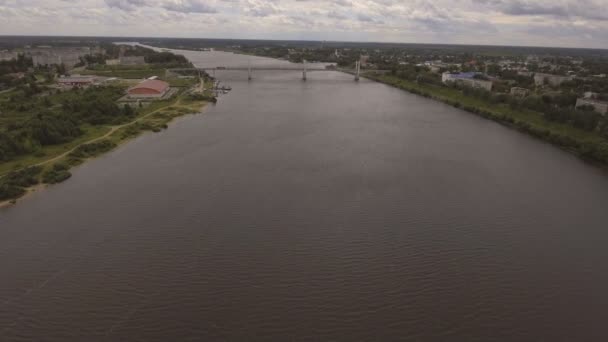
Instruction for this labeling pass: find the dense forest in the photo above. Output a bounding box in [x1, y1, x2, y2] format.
[0, 86, 133, 163]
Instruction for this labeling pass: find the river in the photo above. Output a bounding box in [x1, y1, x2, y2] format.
[1, 47, 608, 341]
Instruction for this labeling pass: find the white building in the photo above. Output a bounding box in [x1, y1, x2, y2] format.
[510, 87, 530, 97]
[534, 73, 572, 87]
[442, 72, 493, 91]
[576, 98, 608, 115]
[584, 92, 599, 99]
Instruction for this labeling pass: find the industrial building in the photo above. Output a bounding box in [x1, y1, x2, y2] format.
[442, 72, 493, 91]
[127, 79, 170, 99]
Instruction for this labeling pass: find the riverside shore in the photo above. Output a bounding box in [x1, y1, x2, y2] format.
[0, 94, 208, 208]
[363, 72, 608, 167]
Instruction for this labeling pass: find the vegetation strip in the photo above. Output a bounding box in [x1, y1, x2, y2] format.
[365, 73, 608, 165]
[0, 95, 207, 206]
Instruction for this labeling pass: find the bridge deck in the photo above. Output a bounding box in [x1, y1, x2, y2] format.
[202, 67, 334, 71]
[168, 67, 348, 72]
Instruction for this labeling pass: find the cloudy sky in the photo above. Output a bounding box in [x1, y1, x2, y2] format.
[0, 0, 607, 49]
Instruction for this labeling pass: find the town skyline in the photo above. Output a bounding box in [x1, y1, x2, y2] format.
[0, 0, 607, 49]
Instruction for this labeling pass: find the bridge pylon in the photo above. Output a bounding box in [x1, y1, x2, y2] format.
[248, 59, 252, 80]
[303, 59, 307, 81]
[355, 61, 360, 81]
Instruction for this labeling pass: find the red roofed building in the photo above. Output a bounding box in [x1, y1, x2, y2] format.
[127, 79, 170, 98]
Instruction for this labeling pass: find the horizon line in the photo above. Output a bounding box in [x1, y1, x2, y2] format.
[1, 34, 607, 52]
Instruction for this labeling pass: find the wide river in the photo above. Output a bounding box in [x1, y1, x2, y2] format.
[2, 47, 608, 341]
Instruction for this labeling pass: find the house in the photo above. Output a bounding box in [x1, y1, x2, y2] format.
[534, 73, 572, 87]
[127, 79, 170, 99]
[442, 72, 493, 91]
[576, 98, 608, 115]
[510, 87, 530, 97]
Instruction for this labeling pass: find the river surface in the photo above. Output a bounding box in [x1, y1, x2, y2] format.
[2, 47, 608, 341]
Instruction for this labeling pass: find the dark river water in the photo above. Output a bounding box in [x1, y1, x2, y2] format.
[2, 48, 608, 341]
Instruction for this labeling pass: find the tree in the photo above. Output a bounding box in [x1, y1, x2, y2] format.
[123, 104, 134, 116]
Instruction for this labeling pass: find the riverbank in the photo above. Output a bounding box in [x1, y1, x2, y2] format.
[364, 73, 608, 166]
[0, 94, 208, 208]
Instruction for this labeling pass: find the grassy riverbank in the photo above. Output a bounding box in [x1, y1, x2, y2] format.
[0, 94, 208, 207]
[365, 73, 608, 165]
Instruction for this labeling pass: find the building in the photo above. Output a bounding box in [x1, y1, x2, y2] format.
[57, 75, 98, 87]
[534, 73, 572, 87]
[576, 98, 608, 115]
[26, 46, 95, 69]
[442, 72, 493, 91]
[584, 92, 599, 99]
[510, 87, 530, 97]
[0, 50, 17, 61]
[424, 61, 452, 73]
[517, 71, 534, 77]
[106, 59, 120, 65]
[119, 56, 146, 65]
[32, 53, 63, 67]
[127, 79, 170, 99]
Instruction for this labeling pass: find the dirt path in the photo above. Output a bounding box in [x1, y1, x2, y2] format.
[1, 100, 180, 178]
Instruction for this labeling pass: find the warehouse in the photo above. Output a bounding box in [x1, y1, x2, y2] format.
[127, 79, 170, 99]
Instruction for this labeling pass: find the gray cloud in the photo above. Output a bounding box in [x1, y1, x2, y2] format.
[104, 0, 148, 12]
[162, 0, 217, 13]
[473, 0, 608, 21]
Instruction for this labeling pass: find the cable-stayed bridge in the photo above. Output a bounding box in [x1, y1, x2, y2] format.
[167, 60, 366, 81]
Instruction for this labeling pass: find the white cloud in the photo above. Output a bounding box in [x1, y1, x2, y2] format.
[0, 0, 606, 48]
